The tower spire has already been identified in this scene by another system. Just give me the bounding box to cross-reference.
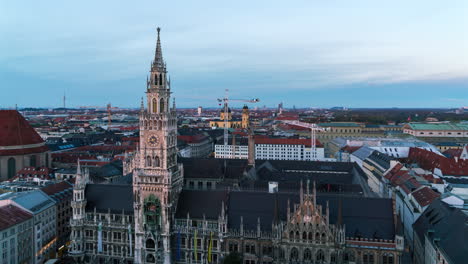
[153,27,164,68]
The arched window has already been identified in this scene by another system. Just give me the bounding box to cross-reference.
[30,155,37,167]
[153,156,160,167]
[159,74,163,85]
[363,252,375,264]
[344,250,356,263]
[146,239,155,249]
[330,252,337,264]
[146,156,152,167]
[290,247,299,261]
[295,231,300,240]
[146,253,155,263]
[152,98,157,113]
[315,232,320,243]
[304,248,312,261]
[308,232,313,241]
[382,253,394,264]
[302,232,307,240]
[7,158,16,179]
[322,233,327,243]
[160,98,165,113]
[289,231,294,240]
[154,74,158,85]
[316,249,325,263]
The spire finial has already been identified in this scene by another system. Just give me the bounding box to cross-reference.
[300,180,304,203]
[153,27,163,67]
[77,159,82,175]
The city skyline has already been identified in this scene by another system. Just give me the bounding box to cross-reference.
[1,0,468,108]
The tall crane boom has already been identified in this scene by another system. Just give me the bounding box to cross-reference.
[106,103,118,129]
[281,120,325,161]
[217,89,259,147]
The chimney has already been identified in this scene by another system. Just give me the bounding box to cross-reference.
[248,128,255,166]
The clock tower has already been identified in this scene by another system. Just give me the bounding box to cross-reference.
[131,27,183,264]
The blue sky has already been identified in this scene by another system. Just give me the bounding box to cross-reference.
[1,0,467,108]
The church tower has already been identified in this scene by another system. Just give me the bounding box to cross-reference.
[132,28,183,264]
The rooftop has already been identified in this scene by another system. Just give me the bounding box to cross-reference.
[0,190,55,214]
[0,204,32,230]
[0,110,49,155]
[406,122,468,131]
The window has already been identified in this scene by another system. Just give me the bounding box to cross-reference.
[85,230,93,238]
[7,158,16,179]
[245,244,255,254]
[229,242,238,252]
[363,252,375,264]
[113,232,122,241]
[382,254,394,264]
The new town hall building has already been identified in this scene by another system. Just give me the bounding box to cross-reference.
[69,28,404,264]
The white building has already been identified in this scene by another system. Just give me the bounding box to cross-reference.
[0,190,57,264]
[215,136,325,161]
[0,204,34,264]
[333,137,441,159]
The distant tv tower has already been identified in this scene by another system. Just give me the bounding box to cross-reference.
[63,92,66,109]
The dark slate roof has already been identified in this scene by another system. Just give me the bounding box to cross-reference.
[175,190,228,219]
[108,173,133,185]
[247,181,363,195]
[85,184,133,214]
[180,158,248,179]
[413,199,468,264]
[89,160,124,183]
[258,171,355,185]
[365,151,392,171]
[227,191,395,239]
[255,160,354,173]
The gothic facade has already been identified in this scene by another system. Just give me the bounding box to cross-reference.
[130,27,183,264]
[173,184,404,264]
[69,28,404,264]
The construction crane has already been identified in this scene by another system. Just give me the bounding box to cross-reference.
[217,89,260,148]
[281,120,326,161]
[106,103,119,129]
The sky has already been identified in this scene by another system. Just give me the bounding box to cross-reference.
[1,0,468,109]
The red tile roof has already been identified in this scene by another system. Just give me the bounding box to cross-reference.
[41,181,73,196]
[0,110,45,147]
[0,145,49,156]
[254,137,323,148]
[0,204,33,230]
[277,123,310,131]
[10,166,53,181]
[407,147,468,176]
[275,116,298,121]
[411,186,440,207]
[341,146,361,153]
[443,148,463,158]
[178,134,208,144]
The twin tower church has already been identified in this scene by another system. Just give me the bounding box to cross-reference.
[69,28,404,264]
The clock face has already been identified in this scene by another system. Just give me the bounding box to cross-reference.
[148,135,158,146]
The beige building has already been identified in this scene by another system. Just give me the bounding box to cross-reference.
[209,105,250,129]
